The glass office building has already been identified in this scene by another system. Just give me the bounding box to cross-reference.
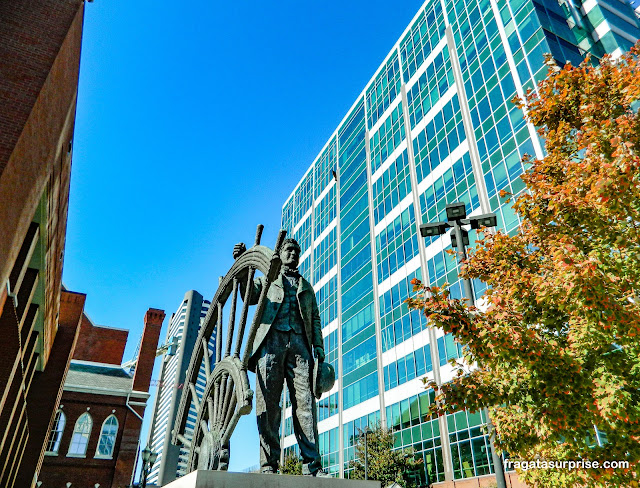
[280,0,640,483]
[146,291,212,486]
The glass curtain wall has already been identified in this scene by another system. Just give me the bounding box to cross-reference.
[280,0,639,481]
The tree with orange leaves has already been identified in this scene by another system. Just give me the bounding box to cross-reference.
[407,47,640,488]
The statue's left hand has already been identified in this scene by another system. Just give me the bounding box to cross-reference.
[314,346,325,362]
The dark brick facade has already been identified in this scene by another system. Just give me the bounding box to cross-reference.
[39,393,141,488]
[39,308,165,488]
[0,0,86,484]
[74,314,129,365]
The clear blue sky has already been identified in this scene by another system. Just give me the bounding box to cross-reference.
[64,0,423,475]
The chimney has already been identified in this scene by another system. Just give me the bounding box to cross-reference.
[132,308,165,392]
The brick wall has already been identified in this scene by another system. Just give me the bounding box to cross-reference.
[40,308,165,488]
[15,290,85,487]
[73,314,129,365]
[0,0,84,317]
[132,309,165,392]
[38,392,133,488]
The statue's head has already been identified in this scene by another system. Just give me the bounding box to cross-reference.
[279,238,301,269]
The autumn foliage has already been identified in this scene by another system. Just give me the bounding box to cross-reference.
[406,47,640,488]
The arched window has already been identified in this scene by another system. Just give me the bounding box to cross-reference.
[46,410,66,454]
[95,414,118,458]
[67,412,92,456]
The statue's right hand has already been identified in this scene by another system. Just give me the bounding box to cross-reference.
[233,243,246,259]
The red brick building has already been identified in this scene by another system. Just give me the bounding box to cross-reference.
[0,0,88,486]
[38,308,165,488]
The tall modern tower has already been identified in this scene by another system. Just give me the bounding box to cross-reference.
[280,0,640,484]
[146,290,213,486]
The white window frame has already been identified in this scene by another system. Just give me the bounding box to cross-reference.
[45,410,66,455]
[94,414,119,459]
[67,412,92,458]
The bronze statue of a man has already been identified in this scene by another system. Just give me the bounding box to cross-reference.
[233,238,328,477]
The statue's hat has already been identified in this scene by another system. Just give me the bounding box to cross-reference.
[313,360,335,400]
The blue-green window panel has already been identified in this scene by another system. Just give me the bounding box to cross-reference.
[341,243,372,286]
[341,207,370,252]
[385,390,445,483]
[340,162,367,210]
[341,143,367,189]
[343,410,381,450]
[339,98,365,150]
[366,51,402,129]
[445,0,486,26]
[316,274,338,329]
[447,0,500,50]
[599,3,640,37]
[447,409,494,479]
[375,206,419,284]
[457,33,508,83]
[281,197,294,234]
[512,0,540,45]
[342,322,376,360]
[343,410,381,475]
[369,104,405,175]
[342,302,375,344]
[293,170,313,226]
[339,100,366,179]
[284,416,294,437]
[340,188,368,232]
[314,138,338,200]
[379,269,426,352]
[381,309,428,353]
[406,46,454,129]
[318,392,339,423]
[298,255,312,283]
[419,152,479,230]
[341,290,373,322]
[532,0,575,42]
[424,240,464,288]
[384,343,433,391]
[314,185,336,240]
[314,228,337,284]
[342,334,378,377]
[466,68,520,126]
[323,327,339,376]
[343,371,379,410]
[293,214,313,256]
[423,231,487,301]
[449,0,498,54]
[471,103,527,161]
[480,140,533,236]
[319,427,340,475]
[379,268,422,318]
[341,256,373,294]
[481,137,531,202]
[437,333,464,366]
[372,149,412,226]
[341,271,374,314]
[399,0,446,82]
[412,94,466,184]
[601,29,638,53]
[341,222,371,266]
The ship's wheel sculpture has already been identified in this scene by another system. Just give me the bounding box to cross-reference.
[171,225,286,471]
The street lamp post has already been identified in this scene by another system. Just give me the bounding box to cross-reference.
[141,446,158,488]
[419,202,507,488]
[362,426,371,481]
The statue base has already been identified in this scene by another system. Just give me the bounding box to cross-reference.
[163,470,381,488]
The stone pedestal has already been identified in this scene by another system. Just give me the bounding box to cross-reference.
[163,470,381,488]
